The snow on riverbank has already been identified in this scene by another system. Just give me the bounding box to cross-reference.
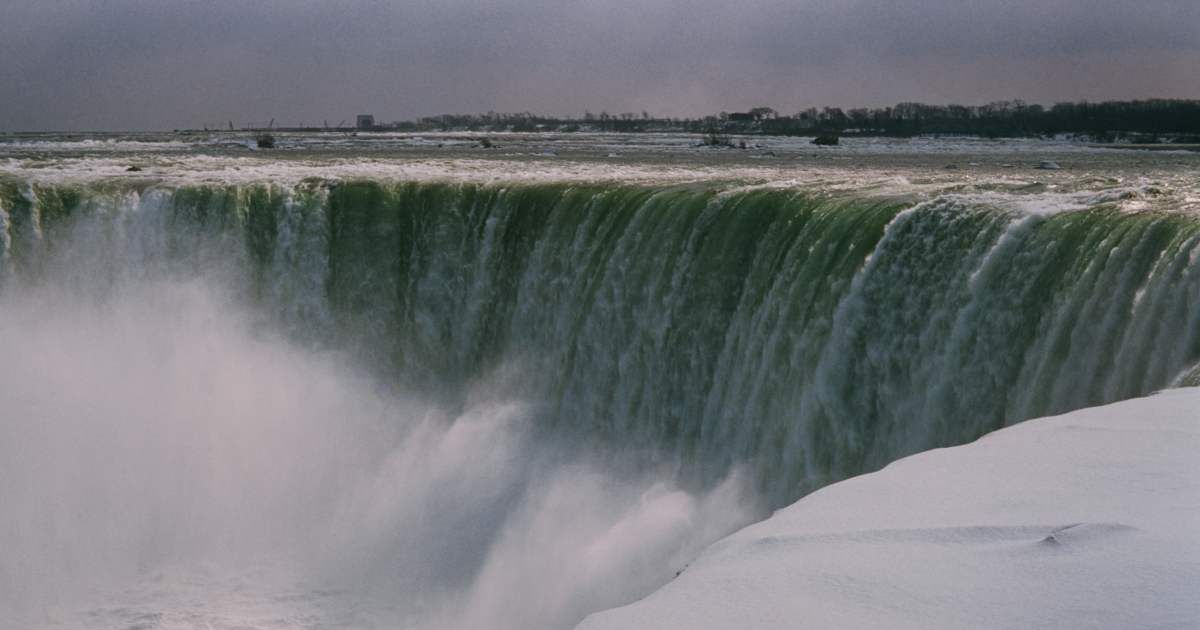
[578,388,1200,630]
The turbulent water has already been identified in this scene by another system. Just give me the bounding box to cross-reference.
[2,146,1199,629]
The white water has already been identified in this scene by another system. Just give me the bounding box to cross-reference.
[2,138,1197,627]
[0,277,755,629]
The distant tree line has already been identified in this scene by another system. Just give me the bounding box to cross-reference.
[387,100,1200,141]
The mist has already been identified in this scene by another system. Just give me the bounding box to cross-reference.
[0,269,756,628]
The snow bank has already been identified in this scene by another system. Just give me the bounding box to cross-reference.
[578,389,1200,630]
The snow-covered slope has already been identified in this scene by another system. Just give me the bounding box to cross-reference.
[578,388,1200,630]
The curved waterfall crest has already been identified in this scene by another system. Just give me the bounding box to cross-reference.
[3,178,1197,504]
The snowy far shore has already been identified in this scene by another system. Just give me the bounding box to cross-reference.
[579,388,1200,630]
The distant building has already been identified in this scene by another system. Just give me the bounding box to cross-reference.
[356,114,376,130]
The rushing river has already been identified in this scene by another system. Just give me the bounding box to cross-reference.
[2,133,1198,629]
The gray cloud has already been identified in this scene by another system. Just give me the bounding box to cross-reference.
[2,0,1198,130]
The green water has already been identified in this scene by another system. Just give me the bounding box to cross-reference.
[3,179,1197,503]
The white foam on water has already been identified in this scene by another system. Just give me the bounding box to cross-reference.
[3,131,1196,214]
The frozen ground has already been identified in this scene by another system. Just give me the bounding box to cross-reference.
[579,388,1200,630]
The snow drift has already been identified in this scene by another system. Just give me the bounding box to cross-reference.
[579,388,1200,630]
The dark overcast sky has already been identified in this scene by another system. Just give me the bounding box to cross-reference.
[2,0,1198,130]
